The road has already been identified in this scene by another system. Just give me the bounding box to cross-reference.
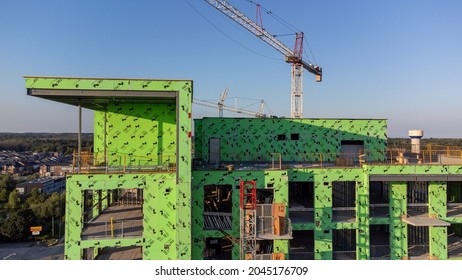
[0,241,64,260]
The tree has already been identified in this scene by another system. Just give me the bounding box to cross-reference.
[7,190,21,209]
[0,187,9,203]
[0,175,15,190]
[26,189,47,218]
[0,209,37,241]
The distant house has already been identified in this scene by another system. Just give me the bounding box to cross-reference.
[15,177,66,195]
[18,161,40,175]
[1,165,16,175]
[39,162,73,177]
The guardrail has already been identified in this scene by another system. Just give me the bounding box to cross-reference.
[81,219,143,240]
[72,152,176,174]
[194,147,462,169]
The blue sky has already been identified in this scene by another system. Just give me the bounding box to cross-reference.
[0,0,461,137]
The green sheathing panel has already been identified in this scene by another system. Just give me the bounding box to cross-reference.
[194,118,387,162]
[26,77,192,260]
[429,182,447,260]
[144,175,178,259]
[356,179,369,259]
[24,76,193,181]
[273,240,289,258]
[366,165,462,176]
[430,227,447,260]
[81,238,144,260]
[191,170,289,260]
[94,103,176,167]
[65,173,189,260]
[429,182,447,220]
[313,178,333,260]
[64,179,83,259]
[389,182,407,260]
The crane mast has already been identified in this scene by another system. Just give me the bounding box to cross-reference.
[203,0,322,118]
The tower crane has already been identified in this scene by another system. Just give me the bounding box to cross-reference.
[193,96,268,118]
[203,0,322,118]
[218,87,229,117]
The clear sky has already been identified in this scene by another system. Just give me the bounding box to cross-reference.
[0,0,461,137]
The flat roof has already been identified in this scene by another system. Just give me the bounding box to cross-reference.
[25,76,192,110]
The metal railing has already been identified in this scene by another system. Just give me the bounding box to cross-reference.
[194,147,462,169]
[82,219,143,240]
[72,151,176,174]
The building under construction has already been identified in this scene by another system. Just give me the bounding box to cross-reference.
[26,76,462,260]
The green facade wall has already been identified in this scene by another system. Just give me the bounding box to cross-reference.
[194,118,387,163]
[25,77,192,260]
[94,103,177,167]
[192,165,462,260]
[26,76,462,261]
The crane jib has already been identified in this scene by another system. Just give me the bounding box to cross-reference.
[203,0,323,118]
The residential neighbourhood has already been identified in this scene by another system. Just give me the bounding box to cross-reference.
[0,150,72,176]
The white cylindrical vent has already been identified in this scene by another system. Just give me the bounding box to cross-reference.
[408,130,424,153]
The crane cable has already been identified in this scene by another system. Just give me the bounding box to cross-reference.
[184,0,281,61]
[243,0,318,65]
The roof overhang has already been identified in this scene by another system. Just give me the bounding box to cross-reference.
[27,88,177,110]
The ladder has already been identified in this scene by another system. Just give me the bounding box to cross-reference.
[240,180,257,260]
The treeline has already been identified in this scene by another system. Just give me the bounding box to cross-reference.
[0,175,64,242]
[388,138,462,149]
[0,133,93,154]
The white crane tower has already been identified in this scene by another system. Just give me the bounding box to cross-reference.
[203,0,322,118]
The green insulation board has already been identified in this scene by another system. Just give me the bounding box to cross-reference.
[25,76,193,184]
[194,118,387,162]
[65,173,190,260]
[389,181,407,260]
[93,103,177,168]
[26,77,192,260]
[192,165,462,260]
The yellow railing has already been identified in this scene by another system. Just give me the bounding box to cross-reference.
[72,152,177,174]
